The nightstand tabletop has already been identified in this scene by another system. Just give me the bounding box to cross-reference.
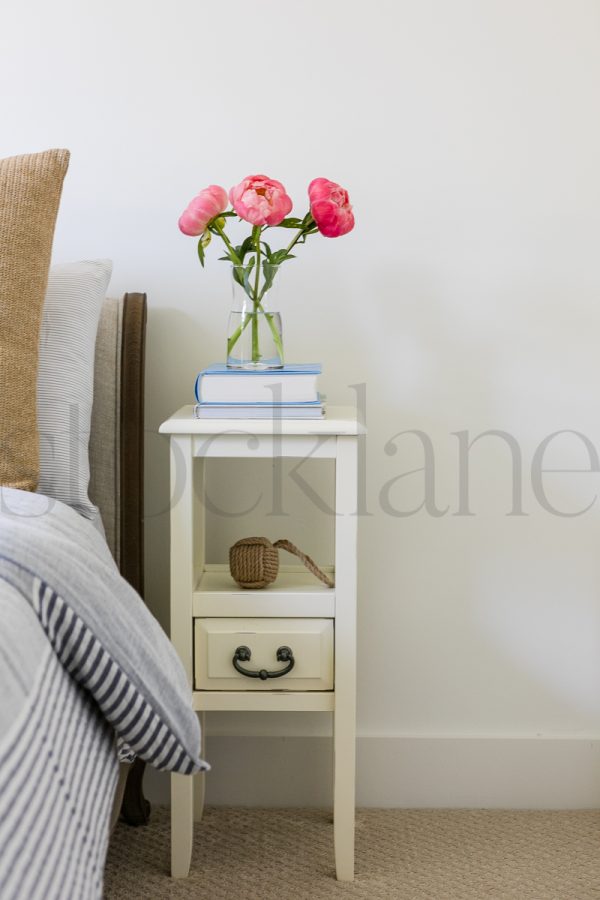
[159,404,364,436]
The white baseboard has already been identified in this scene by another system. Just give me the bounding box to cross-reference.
[144,735,600,809]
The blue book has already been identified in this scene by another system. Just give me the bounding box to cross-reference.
[198,396,323,407]
[195,364,322,404]
[200,363,321,376]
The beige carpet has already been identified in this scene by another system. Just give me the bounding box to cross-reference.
[104,806,600,899]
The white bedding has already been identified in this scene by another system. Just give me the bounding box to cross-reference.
[0,488,207,899]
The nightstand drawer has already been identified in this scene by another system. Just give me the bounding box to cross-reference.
[194,618,333,691]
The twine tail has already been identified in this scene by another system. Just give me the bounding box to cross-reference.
[273,539,335,588]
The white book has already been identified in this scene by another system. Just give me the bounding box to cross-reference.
[195,363,321,404]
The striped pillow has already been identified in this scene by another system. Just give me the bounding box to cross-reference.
[37,260,112,519]
[32,578,208,774]
[0,489,208,777]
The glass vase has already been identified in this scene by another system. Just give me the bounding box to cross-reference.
[226,264,284,369]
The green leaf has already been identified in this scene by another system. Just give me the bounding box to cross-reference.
[275,217,304,229]
[260,254,293,301]
[238,236,255,261]
[270,248,294,265]
[232,265,245,287]
[262,259,277,294]
[243,257,256,294]
[197,238,205,268]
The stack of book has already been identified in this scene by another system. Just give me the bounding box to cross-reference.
[194,363,324,419]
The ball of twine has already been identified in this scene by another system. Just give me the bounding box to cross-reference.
[229,536,335,590]
[229,536,279,589]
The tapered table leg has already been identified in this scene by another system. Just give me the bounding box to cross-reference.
[333,435,357,881]
[333,707,355,881]
[171,773,194,878]
[194,711,206,822]
[169,436,197,878]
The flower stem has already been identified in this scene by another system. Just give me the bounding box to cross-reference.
[284,215,316,256]
[213,220,242,265]
[227,314,250,357]
[252,227,261,363]
[228,299,284,363]
[264,311,284,362]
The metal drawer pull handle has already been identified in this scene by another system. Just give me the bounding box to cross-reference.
[232,645,295,680]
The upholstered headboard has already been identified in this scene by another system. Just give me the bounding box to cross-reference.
[90,292,151,830]
[89,293,146,597]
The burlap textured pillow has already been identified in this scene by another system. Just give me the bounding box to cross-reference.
[0,148,70,491]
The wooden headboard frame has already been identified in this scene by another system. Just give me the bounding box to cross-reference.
[117,292,148,826]
[119,292,146,597]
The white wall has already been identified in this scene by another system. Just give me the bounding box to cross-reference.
[4,0,600,805]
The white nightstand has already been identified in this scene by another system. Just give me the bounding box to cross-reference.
[159,405,362,881]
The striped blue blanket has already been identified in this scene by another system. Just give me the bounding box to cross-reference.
[0,489,208,900]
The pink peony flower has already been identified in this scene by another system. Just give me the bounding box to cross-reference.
[179,185,228,236]
[229,174,293,227]
[308,178,354,238]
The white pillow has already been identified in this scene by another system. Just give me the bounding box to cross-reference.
[37,260,112,519]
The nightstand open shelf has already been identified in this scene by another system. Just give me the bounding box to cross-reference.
[160,405,362,883]
[193,565,336,617]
